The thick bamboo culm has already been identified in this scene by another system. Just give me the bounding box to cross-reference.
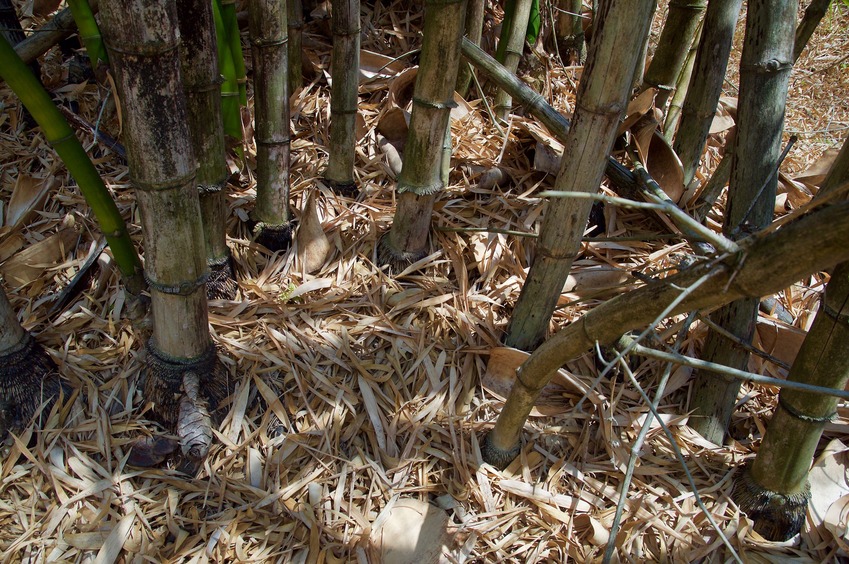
[212,0,243,143]
[248,0,292,251]
[378,0,467,270]
[687,0,798,445]
[734,135,849,542]
[100,0,226,431]
[176,0,235,299]
[288,0,304,91]
[642,0,707,110]
[501,0,655,353]
[325,0,361,193]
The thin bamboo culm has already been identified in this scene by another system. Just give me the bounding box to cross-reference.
[493,0,534,121]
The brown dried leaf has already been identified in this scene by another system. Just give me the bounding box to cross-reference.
[0,227,78,286]
[126,436,179,467]
[562,267,630,295]
[5,175,55,230]
[32,0,61,17]
[297,191,331,274]
[793,147,841,187]
[645,130,685,203]
[371,498,453,564]
[618,88,656,136]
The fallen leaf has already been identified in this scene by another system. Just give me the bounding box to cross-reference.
[5,175,56,230]
[0,228,78,286]
[562,266,630,295]
[371,498,453,564]
[804,439,849,552]
[126,436,179,467]
[618,87,656,136]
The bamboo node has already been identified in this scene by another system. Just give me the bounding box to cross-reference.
[778,395,836,423]
[250,37,288,48]
[412,96,457,111]
[104,39,180,57]
[739,59,793,74]
[397,180,443,196]
[133,170,197,192]
[144,269,210,296]
[821,299,849,327]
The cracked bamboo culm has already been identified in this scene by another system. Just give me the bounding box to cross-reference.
[325,0,361,196]
[503,0,655,353]
[248,0,293,252]
[100,0,229,451]
[378,0,467,272]
[177,0,236,300]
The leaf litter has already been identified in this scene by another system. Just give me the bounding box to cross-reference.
[0,0,848,562]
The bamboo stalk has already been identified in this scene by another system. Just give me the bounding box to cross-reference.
[793,0,831,62]
[221,0,247,107]
[66,0,108,77]
[377,0,467,272]
[662,31,698,140]
[12,5,80,64]
[455,0,485,97]
[288,0,304,91]
[493,0,534,121]
[325,0,361,195]
[673,0,743,186]
[553,0,585,65]
[100,0,229,437]
[502,0,655,353]
[0,34,144,295]
[732,133,849,542]
[213,0,243,144]
[482,196,849,468]
[688,0,797,445]
[177,0,236,300]
[643,0,707,110]
[248,0,293,252]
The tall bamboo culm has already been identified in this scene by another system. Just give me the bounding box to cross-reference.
[377,0,467,272]
[732,135,849,542]
[642,0,707,111]
[325,0,361,195]
[248,0,293,251]
[687,0,798,445]
[672,0,743,186]
[288,0,304,91]
[100,0,229,457]
[502,0,655,354]
[177,0,236,300]
[455,0,485,98]
[493,0,533,121]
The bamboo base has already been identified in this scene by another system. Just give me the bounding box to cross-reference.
[731,464,810,541]
[480,431,522,470]
[249,219,295,253]
[0,335,70,435]
[206,255,238,300]
[376,232,429,274]
[142,339,231,427]
[326,179,358,199]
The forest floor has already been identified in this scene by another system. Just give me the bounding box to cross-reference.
[1,1,849,562]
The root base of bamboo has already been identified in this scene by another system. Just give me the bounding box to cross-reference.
[376,233,429,274]
[206,256,238,300]
[480,430,521,470]
[249,219,295,253]
[326,179,359,199]
[731,465,810,542]
[0,336,70,436]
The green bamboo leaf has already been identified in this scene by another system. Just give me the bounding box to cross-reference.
[526,0,540,44]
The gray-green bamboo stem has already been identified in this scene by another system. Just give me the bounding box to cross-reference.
[13,5,80,64]
[482,196,849,467]
[455,0,485,97]
[288,0,304,91]
[249,0,292,251]
[688,0,798,445]
[502,0,655,352]
[673,0,743,186]
[735,134,849,542]
[554,0,586,65]
[793,0,830,62]
[493,0,533,120]
[378,0,467,271]
[325,0,360,192]
[177,0,234,299]
[643,0,707,110]
[662,32,698,141]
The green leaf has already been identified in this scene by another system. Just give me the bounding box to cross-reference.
[526,0,541,44]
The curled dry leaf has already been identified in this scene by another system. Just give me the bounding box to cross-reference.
[643,130,685,203]
[370,498,453,564]
[618,87,657,136]
[296,191,331,274]
[0,227,78,286]
[177,371,213,461]
[5,175,56,231]
[126,435,179,467]
[562,266,630,296]
[804,439,849,552]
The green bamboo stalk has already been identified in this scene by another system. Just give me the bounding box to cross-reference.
[455,0,485,97]
[732,133,849,542]
[213,0,243,143]
[481,196,849,468]
[288,0,304,91]
[377,0,467,272]
[501,0,655,353]
[673,0,743,186]
[662,25,698,141]
[688,0,798,445]
[0,34,144,295]
[221,0,247,106]
[100,0,229,447]
[248,0,293,251]
[493,0,533,121]
[66,0,108,76]
[643,0,707,110]
[176,0,236,300]
[325,0,361,195]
